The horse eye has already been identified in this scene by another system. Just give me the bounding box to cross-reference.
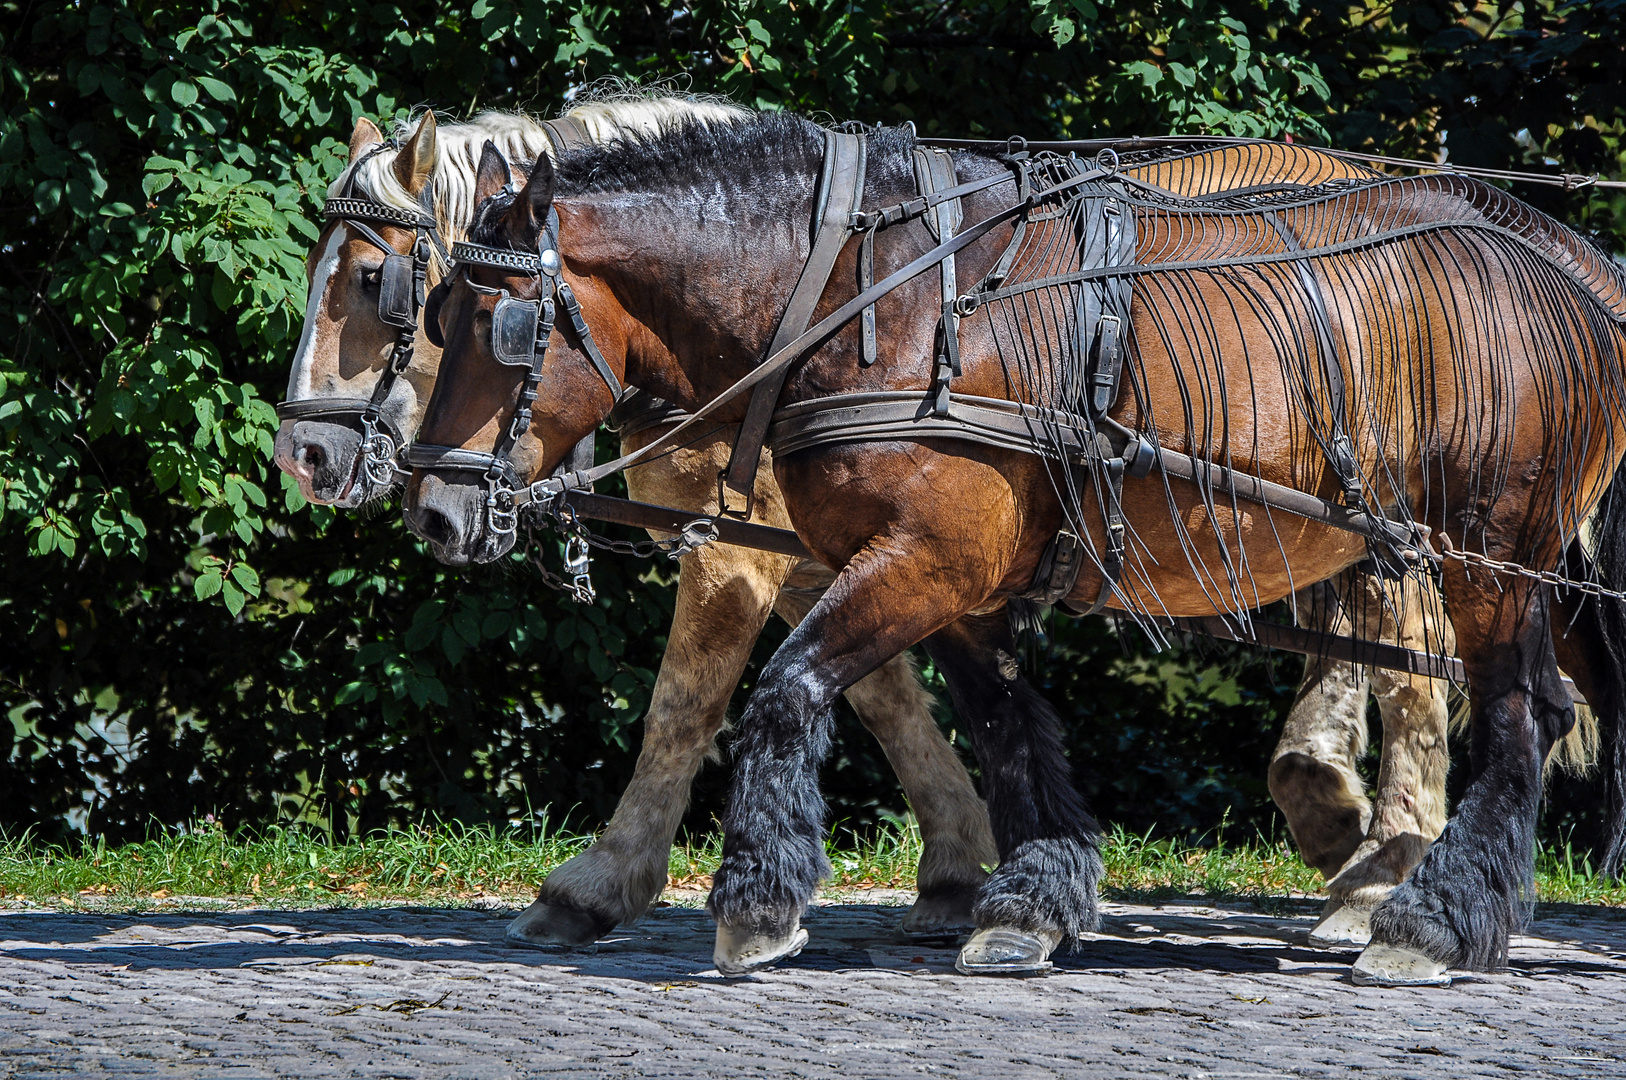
[360,265,383,289]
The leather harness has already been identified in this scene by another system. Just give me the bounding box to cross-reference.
[720,130,868,516]
[275,138,448,491]
[415,133,1443,614]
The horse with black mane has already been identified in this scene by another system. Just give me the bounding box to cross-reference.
[402,107,1626,984]
[274,98,1581,962]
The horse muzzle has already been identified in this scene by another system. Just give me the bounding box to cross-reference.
[273,418,372,508]
[405,471,514,566]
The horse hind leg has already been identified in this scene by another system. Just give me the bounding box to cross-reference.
[847,652,997,937]
[1314,574,1453,948]
[1355,571,1571,986]
[774,562,997,940]
[1269,576,1374,879]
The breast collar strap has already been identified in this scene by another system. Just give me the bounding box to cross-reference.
[411,205,623,537]
[276,139,448,490]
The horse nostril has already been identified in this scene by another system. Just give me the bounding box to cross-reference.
[296,443,326,473]
[413,507,456,547]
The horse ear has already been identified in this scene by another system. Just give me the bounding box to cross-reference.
[506,153,556,246]
[348,117,384,163]
[392,111,437,195]
[474,141,513,206]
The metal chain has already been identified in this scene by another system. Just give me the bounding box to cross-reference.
[1437,543,1626,602]
[522,501,720,604]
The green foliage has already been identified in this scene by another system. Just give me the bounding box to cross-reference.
[1,0,1621,851]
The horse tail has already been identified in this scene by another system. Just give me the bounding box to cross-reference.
[1574,454,1626,877]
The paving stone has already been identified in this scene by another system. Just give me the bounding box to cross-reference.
[2,898,1624,1077]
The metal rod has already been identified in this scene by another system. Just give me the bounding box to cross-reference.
[554,492,1585,702]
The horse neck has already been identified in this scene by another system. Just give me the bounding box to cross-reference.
[570,140,919,417]
[563,188,814,415]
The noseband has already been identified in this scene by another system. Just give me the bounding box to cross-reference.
[276,140,448,490]
[405,202,623,537]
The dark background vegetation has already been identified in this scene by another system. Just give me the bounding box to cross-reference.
[3,0,1623,857]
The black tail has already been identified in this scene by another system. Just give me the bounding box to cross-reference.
[1577,458,1626,877]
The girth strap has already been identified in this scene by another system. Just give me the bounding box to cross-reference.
[722,129,867,514]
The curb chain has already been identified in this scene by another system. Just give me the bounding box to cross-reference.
[524,502,720,604]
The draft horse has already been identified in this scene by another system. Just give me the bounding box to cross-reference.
[407,109,1626,983]
[380,109,1626,975]
[279,101,1503,954]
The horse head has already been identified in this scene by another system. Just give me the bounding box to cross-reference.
[274,112,446,508]
[405,142,637,565]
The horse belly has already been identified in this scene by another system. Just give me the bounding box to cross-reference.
[1065,479,1368,617]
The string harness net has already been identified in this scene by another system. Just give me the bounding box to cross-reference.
[969,142,1626,641]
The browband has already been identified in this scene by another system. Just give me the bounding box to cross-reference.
[323,197,437,230]
[449,241,547,273]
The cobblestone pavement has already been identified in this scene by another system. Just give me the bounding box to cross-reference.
[3,895,1625,1078]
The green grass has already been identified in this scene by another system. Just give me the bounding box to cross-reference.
[3,818,1624,910]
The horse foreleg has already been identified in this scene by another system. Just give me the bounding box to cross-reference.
[924,609,1103,975]
[706,522,1004,975]
[1312,575,1453,948]
[1356,573,1570,985]
[773,564,996,939]
[506,448,792,948]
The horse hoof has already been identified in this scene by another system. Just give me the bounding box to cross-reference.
[1308,901,1372,949]
[898,886,979,941]
[1351,943,1451,987]
[505,898,612,949]
[713,922,808,977]
[954,927,1055,976]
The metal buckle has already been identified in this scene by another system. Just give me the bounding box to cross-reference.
[668,518,720,560]
[716,470,755,520]
[562,534,595,603]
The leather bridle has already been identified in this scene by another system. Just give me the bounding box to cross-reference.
[406,200,623,537]
[275,140,449,492]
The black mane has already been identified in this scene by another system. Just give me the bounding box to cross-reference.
[470,110,922,247]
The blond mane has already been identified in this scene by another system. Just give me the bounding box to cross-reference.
[329,95,748,277]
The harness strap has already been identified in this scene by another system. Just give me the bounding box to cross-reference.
[521,165,1074,507]
[761,390,1420,552]
[914,147,962,416]
[1261,211,1412,578]
[722,130,867,515]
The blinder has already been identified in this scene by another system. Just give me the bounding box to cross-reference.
[423,279,451,347]
[377,253,419,329]
[492,292,544,367]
